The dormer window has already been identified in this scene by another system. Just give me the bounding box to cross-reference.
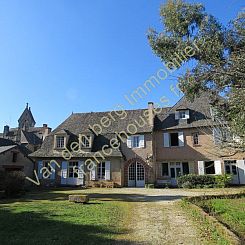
[56,136,65,149]
[179,111,186,119]
[80,134,92,148]
[175,109,190,120]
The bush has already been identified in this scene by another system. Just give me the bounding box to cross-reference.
[178,174,216,188]
[214,174,232,188]
[4,171,25,197]
[178,174,233,189]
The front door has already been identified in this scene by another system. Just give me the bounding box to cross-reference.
[128,162,145,187]
[170,162,182,186]
[225,160,239,184]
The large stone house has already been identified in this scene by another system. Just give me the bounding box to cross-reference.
[30,94,245,187]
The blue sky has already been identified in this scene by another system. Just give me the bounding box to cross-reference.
[0,0,243,130]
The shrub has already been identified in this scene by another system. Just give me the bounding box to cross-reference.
[214,174,232,188]
[4,171,25,197]
[178,174,232,189]
[178,174,216,188]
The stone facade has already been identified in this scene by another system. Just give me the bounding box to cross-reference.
[30,94,245,187]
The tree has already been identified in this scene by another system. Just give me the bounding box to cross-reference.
[148,0,245,150]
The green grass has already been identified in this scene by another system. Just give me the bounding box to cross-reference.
[197,197,245,240]
[0,189,132,245]
[180,200,230,245]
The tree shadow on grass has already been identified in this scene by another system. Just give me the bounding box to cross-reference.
[0,188,185,204]
[86,193,185,202]
[0,208,136,245]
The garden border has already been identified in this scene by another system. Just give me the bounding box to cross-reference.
[182,193,245,245]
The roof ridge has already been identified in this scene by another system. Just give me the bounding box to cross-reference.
[71,106,172,115]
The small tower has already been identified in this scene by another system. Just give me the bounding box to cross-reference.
[18,103,36,131]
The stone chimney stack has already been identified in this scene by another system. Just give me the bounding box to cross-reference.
[148,102,154,127]
[3,125,9,138]
[43,124,51,139]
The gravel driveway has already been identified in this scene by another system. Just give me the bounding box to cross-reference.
[81,187,244,245]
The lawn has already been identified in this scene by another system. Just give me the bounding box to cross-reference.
[193,197,245,240]
[0,189,132,245]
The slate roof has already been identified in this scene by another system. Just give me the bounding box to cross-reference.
[18,107,36,125]
[22,131,43,145]
[0,138,32,156]
[155,93,215,130]
[30,94,215,158]
[52,109,155,135]
[0,145,16,154]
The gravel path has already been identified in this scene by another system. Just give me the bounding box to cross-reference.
[116,188,202,245]
[81,187,245,245]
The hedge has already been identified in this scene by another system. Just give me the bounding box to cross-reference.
[178,174,232,188]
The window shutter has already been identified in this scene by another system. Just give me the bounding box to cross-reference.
[185,110,190,119]
[38,161,43,179]
[61,161,68,185]
[139,135,145,148]
[90,164,96,180]
[127,136,132,148]
[163,133,170,147]
[175,111,179,120]
[198,161,205,175]
[237,160,245,184]
[105,161,111,180]
[78,161,84,180]
[178,132,184,146]
[50,161,56,180]
[214,160,222,175]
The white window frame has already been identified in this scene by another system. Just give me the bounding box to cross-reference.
[97,162,106,180]
[179,111,186,119]
[132,135,140,148]
[80,134,92,148]
[55,135,66,149]
[68,161,79,178]
[224,160,237,175]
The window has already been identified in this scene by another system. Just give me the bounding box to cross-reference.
[132,136,140,148]
[182,162,189,175]
[176,110,190,120]
[192,132,199,145]
[12,152,18,162]
[68,162,78,178]
[225,164,231,174]
[179,111,186,119]
[98,162,106,180]
[170,133,179,146]
[80,135,91,148]
[204,161,215,174]
[56,136,65,148]
[161,163,169,176]
[225,160,237,175]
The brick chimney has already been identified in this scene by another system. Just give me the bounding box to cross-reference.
[148,102,154,127]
